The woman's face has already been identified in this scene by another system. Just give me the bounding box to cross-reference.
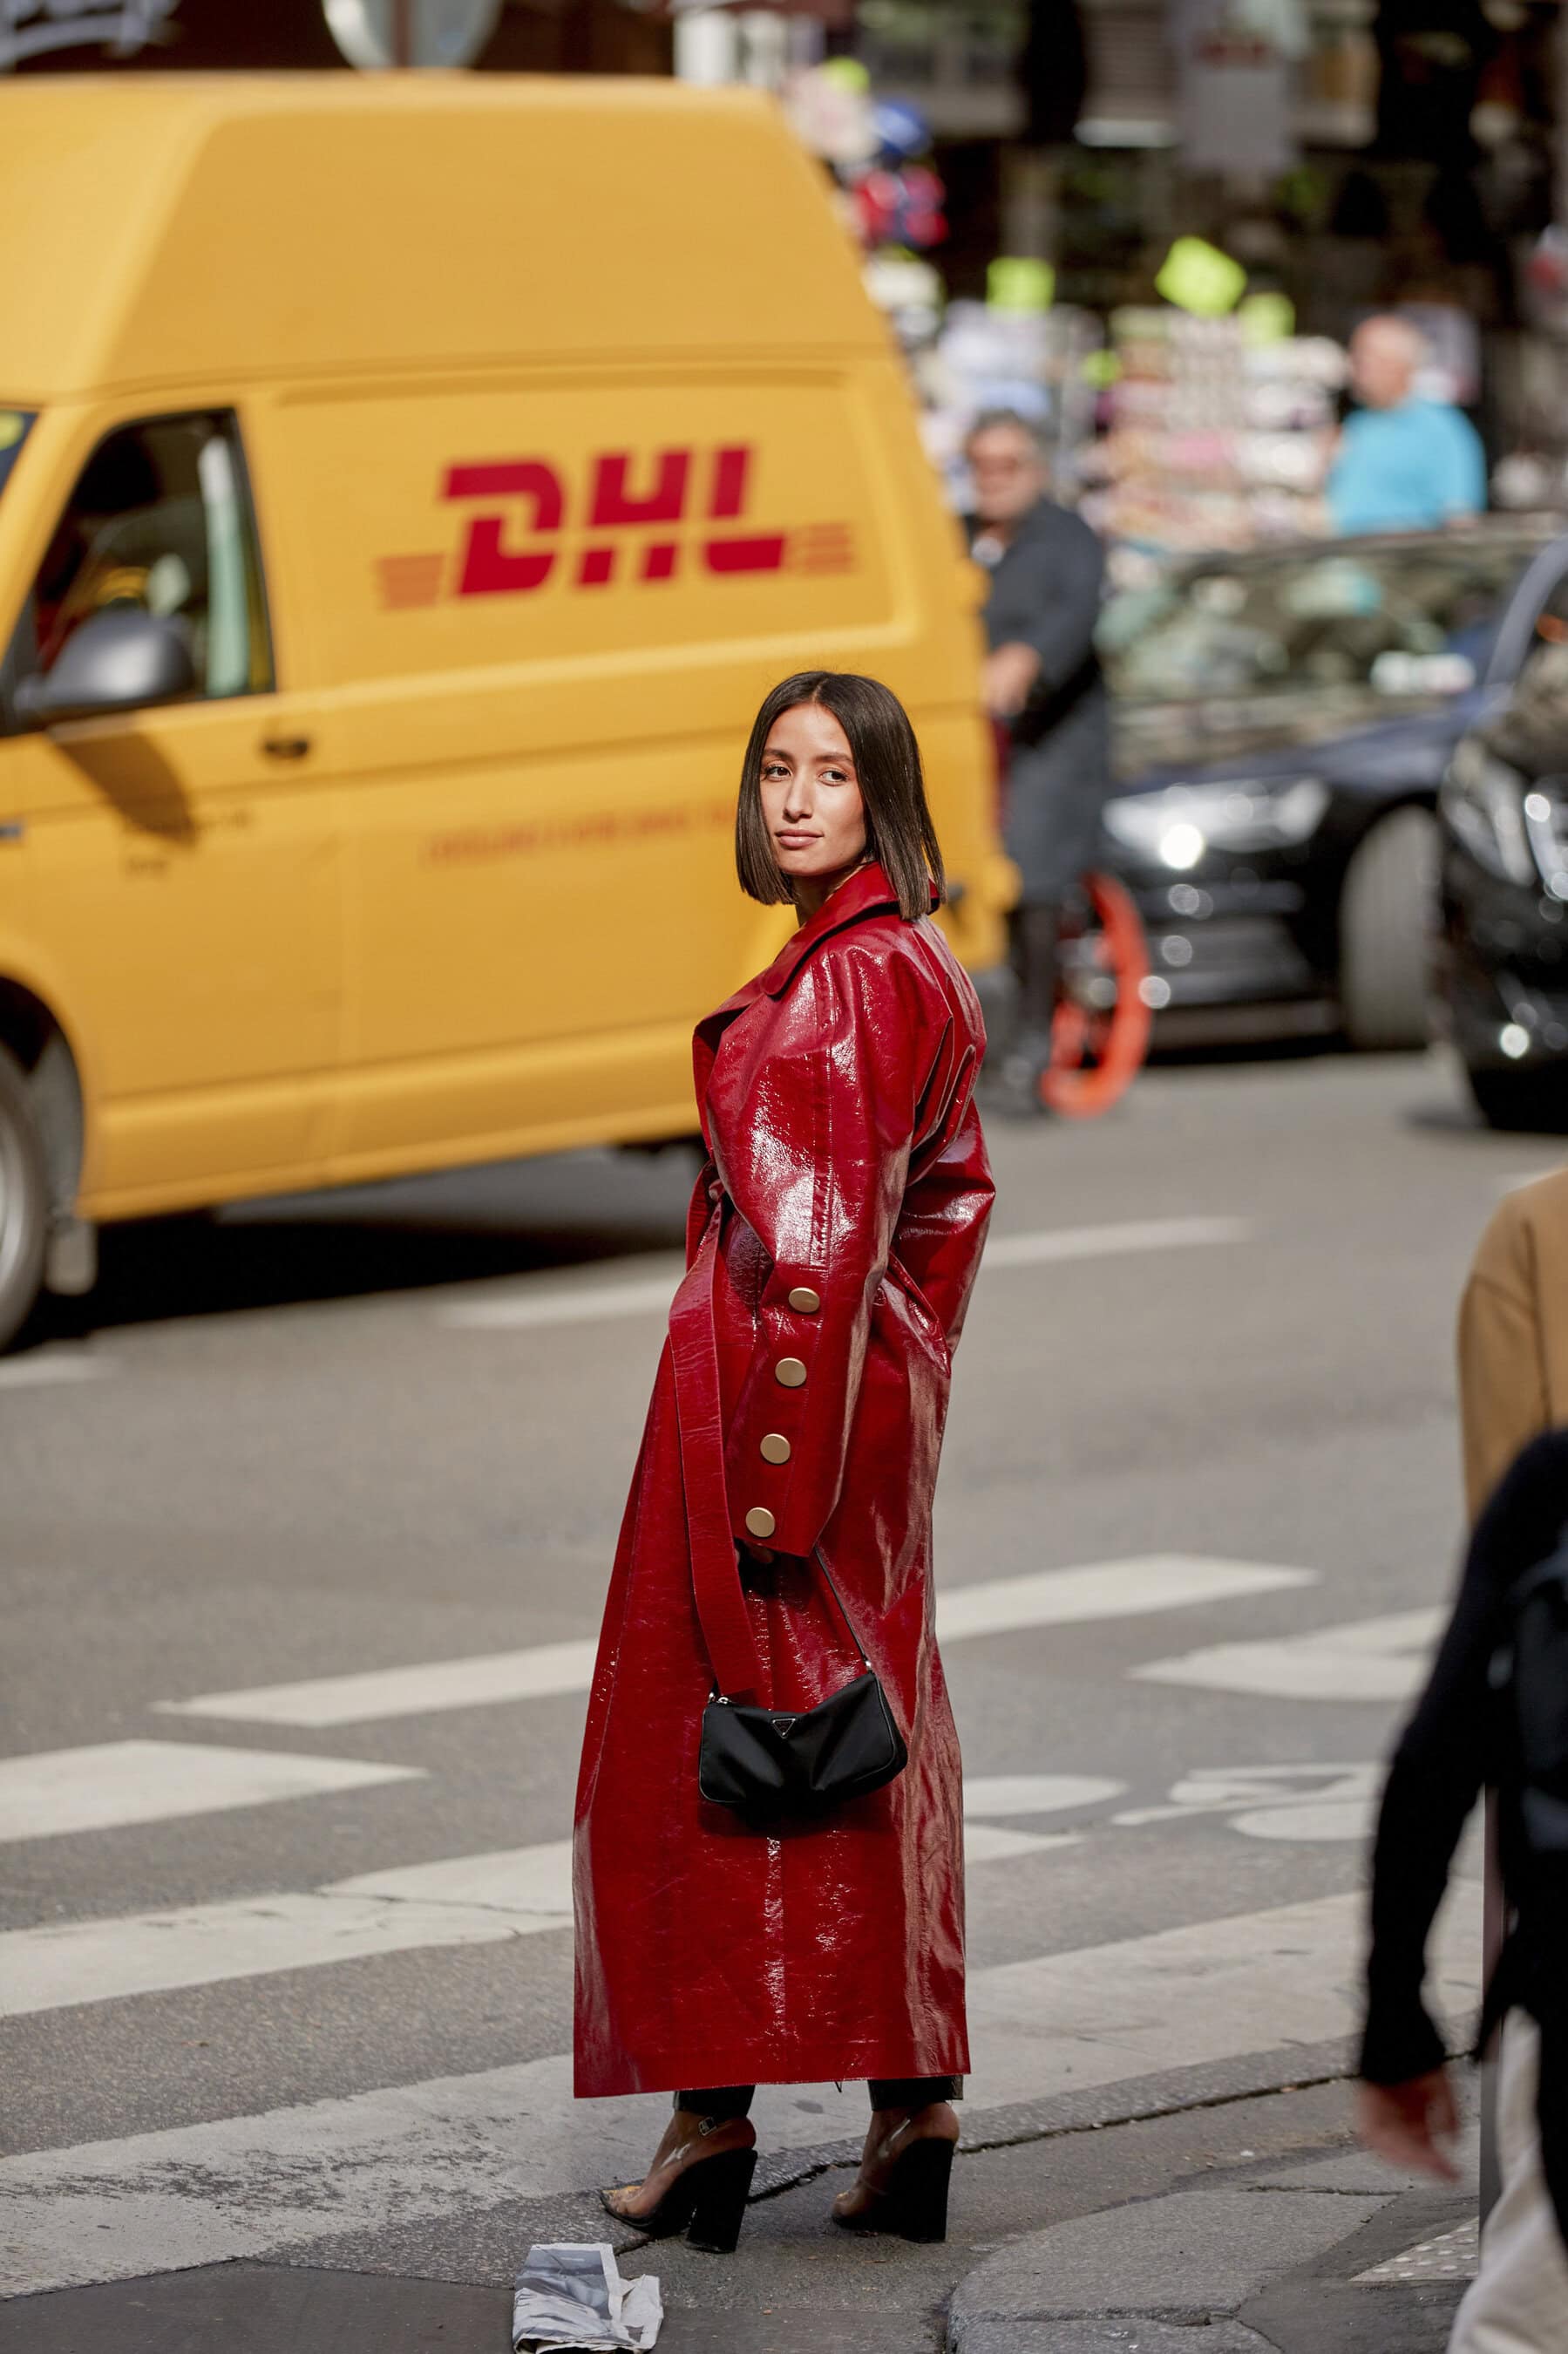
[758,701,867,897]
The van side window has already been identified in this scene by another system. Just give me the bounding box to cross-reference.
[4,412,272,717]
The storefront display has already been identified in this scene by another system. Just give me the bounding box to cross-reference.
[1082,307,1347,552]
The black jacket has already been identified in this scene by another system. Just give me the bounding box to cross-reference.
[1362,1429,1568,2233]
[967,498,1110,902]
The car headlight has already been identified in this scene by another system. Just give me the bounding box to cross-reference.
[1102,778,1329,868]
[1441,741,1535,885]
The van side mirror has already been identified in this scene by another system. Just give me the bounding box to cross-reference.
[14,608,197,727]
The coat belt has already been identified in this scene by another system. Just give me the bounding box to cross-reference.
[668,1198,764,1700]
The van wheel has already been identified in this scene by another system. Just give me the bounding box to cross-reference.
[1339,807,1439,1051]
[0,1044,47,1351]
[1466,1063,1568,1133]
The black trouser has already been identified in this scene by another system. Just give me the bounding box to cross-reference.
[675,2077,961,2119]
[1008,903,1062,1049]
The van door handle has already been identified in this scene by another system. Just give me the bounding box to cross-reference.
[261,733,314,762]
[0,820,24,842]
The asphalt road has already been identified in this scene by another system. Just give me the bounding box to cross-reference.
[0,1042,1544,2348]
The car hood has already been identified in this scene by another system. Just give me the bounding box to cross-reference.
[1112,689,1479,795]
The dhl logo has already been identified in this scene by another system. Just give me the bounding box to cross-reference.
[377,445,853,610]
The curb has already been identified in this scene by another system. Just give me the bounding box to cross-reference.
[945,2140,1477,2354]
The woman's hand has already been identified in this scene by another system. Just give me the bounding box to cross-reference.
[1354,2070,1460,2181]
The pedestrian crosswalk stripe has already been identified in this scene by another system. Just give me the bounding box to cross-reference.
[937,1555,1313,1643]
[0,1812,1092,2021]
[0,1885,1480,2298]
[0,1350,113,1391]
[963,1823,1081,1863]
[153,1556,1316,1728]
[436,1218,1252,1331]
[979,1216,1252,1268]
[0,1843,575,2020]
[0,1740,423,1844]
[156,1637,602,1729]
[1134,1606,1445,1704]
[442,1272,681,1332]
[965,1774,1127,1816]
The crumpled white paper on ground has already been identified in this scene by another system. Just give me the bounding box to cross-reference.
[511,2242,663,2352]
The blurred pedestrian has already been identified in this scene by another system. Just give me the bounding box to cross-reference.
[1327,315,1486,537]
[574,672,994,2254]
[964,411,1109,1116]
[1357,1429,1568,2351]
[1457,1167,1568,1520]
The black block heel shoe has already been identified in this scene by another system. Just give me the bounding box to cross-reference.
[600,2145,757,2255]
[832,2134,955,2244]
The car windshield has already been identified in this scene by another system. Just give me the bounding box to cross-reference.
[0,410,35,502]
[1100,539,1537,705]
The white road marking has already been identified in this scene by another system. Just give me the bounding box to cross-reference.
[156,1639,601,1729]
[157,1557,1315,1728]
[981,1216,1252,1269]
[442,1275,680,1332]
[936,1555,1315,1643]
[0,1884,1482,2296]
[0,1823,1083,2022]
[0,1808,1083,2020]
[0,1843,574,2020]
[0,1740,422,1844]
[1134,1607,1445,1704]
[965,1774,1127,1817]
[0,1352,113,1391]
[436,1218,1252,1333]
[331,1842,574,1912]
[962,1824,1082,1864]
[1114,1763,1381,1845]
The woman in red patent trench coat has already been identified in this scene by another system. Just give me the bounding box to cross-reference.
[574,672,994,2252]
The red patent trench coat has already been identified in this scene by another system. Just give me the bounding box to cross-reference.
[573,862,994,2096]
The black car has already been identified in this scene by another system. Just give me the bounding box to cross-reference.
[1096,522,1558,1049]
[1438,533,1568,1131]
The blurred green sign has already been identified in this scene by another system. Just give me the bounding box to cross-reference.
[1156,237,1246,318]
[1240,292,1295,344]
[988,257,1055,314]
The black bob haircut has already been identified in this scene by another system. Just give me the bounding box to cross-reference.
[734,670,946,924]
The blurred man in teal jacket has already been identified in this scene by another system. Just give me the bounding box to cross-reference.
[1328,315,1486,536]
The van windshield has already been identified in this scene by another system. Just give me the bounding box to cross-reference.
[0,411,36,501]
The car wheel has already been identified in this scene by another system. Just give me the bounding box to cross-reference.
[0,1044,48,1351]
[1338,806,1439,1051]
[1466,1063,1568,1134]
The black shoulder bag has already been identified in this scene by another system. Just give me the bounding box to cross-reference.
[669,1201,907,1820]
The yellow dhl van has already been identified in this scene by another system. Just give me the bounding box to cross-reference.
[0,75,1010,1347]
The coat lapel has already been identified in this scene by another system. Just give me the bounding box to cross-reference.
[691,863,908,1134]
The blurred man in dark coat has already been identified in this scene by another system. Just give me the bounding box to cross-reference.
[966,412,1110,1114]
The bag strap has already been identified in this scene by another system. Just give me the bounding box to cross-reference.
[668,1195,764,1700]
[669,1192,876,1701]
[811,1546,873,1675]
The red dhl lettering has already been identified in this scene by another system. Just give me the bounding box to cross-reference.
[375,445,852,609]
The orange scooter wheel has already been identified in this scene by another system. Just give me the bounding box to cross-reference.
[1041,871,1152,1120]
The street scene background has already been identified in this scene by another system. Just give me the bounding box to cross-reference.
[7,2,1568,2351]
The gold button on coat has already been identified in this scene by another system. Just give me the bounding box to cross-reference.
[774,1357,807,1388]
[760,1432,791,1464]
[744,1506,777,1540]
[787,1286,822,1313]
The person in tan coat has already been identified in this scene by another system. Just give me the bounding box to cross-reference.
[1458,1167,1568,1521]
[1358,1161,1568,2351]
